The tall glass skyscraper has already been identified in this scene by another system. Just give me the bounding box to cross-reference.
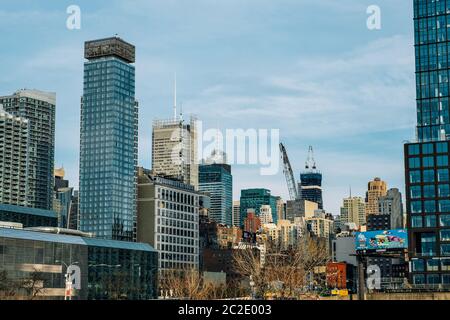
[405,1,450,285]
[79,37,138,242]
[240,189,278,226]
[198,163,232,225]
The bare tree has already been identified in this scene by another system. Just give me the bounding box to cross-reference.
[233,236,330,300]
[20,270,47,300]
[0,270,19,299]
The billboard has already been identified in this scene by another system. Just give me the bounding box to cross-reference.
[355,229,407,252]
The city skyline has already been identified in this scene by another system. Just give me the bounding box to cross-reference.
[0,0,415,215]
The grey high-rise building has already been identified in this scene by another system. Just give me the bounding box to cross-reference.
[0,105,29,206]
[0,89,56,210]
[79,37,138,241]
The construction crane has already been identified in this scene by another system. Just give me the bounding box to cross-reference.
[279,143,299,201]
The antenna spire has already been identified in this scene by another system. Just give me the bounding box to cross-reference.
[173,73,177,120]
[305,145,317,171]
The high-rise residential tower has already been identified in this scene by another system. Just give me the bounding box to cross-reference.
[198,160,232,226]
[0,89,56,210]
[404,1,450,286]
[79,37,138,241]
[365,177,387,217]
[299,146,323,209]
[0,105,29,206]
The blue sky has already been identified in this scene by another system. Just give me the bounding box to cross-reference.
[0,0,415,215]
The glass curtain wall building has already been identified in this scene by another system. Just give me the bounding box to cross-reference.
[405,0,450,285]
[79,37,138,242]
[239,189,278,227]
[198,163,232,226]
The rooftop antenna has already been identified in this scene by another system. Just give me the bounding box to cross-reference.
[179,101,183,122]
[173,73,177,121]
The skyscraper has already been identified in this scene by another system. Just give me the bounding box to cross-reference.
[404,0,450,286]
[0,105,29,206]
[232,200,240,227]
[365,177,387,216]
[53,168,73,229]
[151,80,198,189]
[0,89,56,210]
[240,188,278,226]
[299,146,323,209]
[79,37,138,241]
[198,162,232,226]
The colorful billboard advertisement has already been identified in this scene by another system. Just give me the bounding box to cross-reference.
[355,229,408,252]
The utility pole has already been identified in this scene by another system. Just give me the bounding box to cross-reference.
[357,254,366,300]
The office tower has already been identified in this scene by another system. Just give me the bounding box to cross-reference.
[232,200,240,227]
[259,205,273,225]
[0,105,29,206]
[137,168,200,271]
[299,146,323,209]
[365,177,387,216]
[0,89,56,210]
[151,82,198,189]
[340,197,366,228]
[285,199,318,222]
[404,1,450,286]
[79,37,138,241]
[198,162,232,225]
[240,189,278,226]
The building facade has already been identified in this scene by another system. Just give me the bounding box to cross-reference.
[240,189,278,226]
[299,172,323,209]
[0,89,56,210]
[285,199,318,222]
[79,37,138,242]
[404,0,450,285]
[198,163,232,225]
[340,197,366,229]
[232,200,240,227]
[259,205,273,225]
[365,177,387,216]
[378,188,404,229]
[152,116,198,189]
[0,105,29,206]
[137,169,200,271]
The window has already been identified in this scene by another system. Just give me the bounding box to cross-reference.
[442,244,450,256]
[425,200,436,213]
[437,142,448,153]
[410,170,421,183]
[424,169,435,182]
[412,259,424,271]
[441,229,450,242]
[437,155,449,166]
[411,186,422,199]
[423,143,434,154]
[439,184,450,197]
[441,215,450,226]
[421,233,436,256]
[412,274,425,285]
[425,215,437,227]
[427,259,440,271]
[408,144,420,155]
[409,157,421,169]
[412,215,423,228]
[424,185,436,197]
[438,169,449,182]
[427,274,441,284]
[423,156,435,167]
[440,200,450,212]
[441,258,450,271]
